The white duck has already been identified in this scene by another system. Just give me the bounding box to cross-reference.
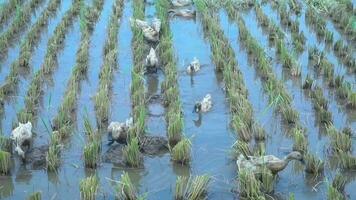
[130,18,161,42]
[107,117,133,145]
[171,0,192,7]
[186,57,200,74]
[236,151,304,174]
[130,18,149,29]
[151,18,161,33]
[193,94,212,113]
[10,122,33,159]
[168,8,196,18]
[145,48,159,73]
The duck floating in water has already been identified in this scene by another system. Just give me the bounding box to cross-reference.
[107,118,133,145]
[168,8,196,18]
[171,0,192,7]
[193,94,212,113]
[186,57,200,74]
[10,122,33,159]
[145,48,159,73]
[130,18,161,42]
[236,151,304,174]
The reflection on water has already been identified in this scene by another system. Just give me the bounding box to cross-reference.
[0,175,14,199]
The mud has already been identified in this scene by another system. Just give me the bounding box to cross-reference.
[102,135,169,165]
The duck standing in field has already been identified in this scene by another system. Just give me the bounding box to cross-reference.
[145,48,159,73]
[10,122,33,159]
[236,151,304,174]
[193,94,212,113]
[107,117,133,145]
[171,0,192,7]
[130,18,161,42]
[168,8,196,19]
[186,57,201,74]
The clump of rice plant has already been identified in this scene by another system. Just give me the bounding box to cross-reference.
[327,184,344,200]
[130,104,146,138]
[332,173,347,192]
[0,150,11,175]
[46,132,61,171]
[347,92,356,109]
[304,153,324,174]
[317,109,332,124]
[175,175,211,200]
[80,175,99,200]
[327,125,352,153]
[341,127,352,137]
[253,125,266,141]
[123,137,142,168]
[0,0,21,28]
[253,142,266,157]
[28,191,41,200]
[167,111,183,146]
[175,176,189,200]
[83,141,100,169]
[325,31,333,44]
[281,106,299,125]
[232,115,252,142]
[338,152,356,169]
[83,113,99,142]
[116,172,137,200]
[171,138,191,165]
[302,74,313,89]
[292,128,308,154]
[238,169,265,199]
[0,136,12,153]
[233,140,252,159]
[83,113,101,169]
[187,175,211,200]
[257,167,275,194]
[336,82,351,100]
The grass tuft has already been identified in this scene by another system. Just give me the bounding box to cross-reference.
[116,172,137,200]
[80,175,99,200]
[0,136,12,153]
[0,150,11,175]
[304,153,324,174]
[175,175,210,200]
[332,173,347,192]
[238,169,265,200]
[123,137,142,167]
[83,141,100,169]
[28,191,41,200]
[171,138,191,165]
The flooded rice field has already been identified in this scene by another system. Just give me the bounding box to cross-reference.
[0,0,355,199]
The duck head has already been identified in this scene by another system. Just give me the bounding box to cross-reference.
[189,64,195,73]
[286,151,304,163]
[193,102,202,113]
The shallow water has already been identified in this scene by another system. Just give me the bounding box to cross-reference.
[0,0,355,199]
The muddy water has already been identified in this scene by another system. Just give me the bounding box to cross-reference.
[260,3,355,140]
[171,13,236,199]
[0,0,58,135]
[0,0,72,145]
[218,10,318,199]
[243,7,326,154]
[0,0,48,77]
[0,1,356,199]
[219,10,294,159]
